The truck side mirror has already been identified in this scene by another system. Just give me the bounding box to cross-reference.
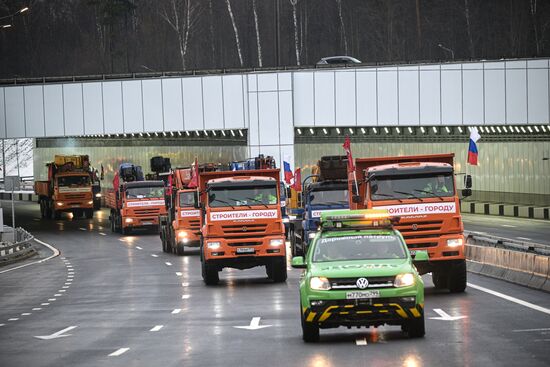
[461,188,472,198]
[352,195,362,204]
[464,175,472,189]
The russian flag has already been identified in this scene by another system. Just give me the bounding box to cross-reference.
[283,160,293,184]
[467,127,481,165]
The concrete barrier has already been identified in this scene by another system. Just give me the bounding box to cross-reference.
[533,207,549,220]
[463,201,548,220]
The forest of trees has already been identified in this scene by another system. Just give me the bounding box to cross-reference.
[0,0,549,78]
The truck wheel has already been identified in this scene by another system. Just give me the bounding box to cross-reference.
[122,227,131,236]
[52,208,61,220]
[85,209,93,219]
[448,260,467,293]
[39,201,46,218]
[201,260,219,285]
[110,214,116,233]
[301,303,320,342]
[175,242,185,256]
[432,270,447,289]
[269,257,288,283]
[403,312,425,338]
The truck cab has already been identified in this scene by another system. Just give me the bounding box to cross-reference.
[199,169,286,285]
[160,188,201,254]
[350,153,472,293]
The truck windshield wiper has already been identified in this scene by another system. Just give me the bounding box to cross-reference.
[244,197,269,208]
[317,201,347,206]
[393,190,424,202]
[414,189,444,201]
[372,193,402,203]
[212,199,236,209]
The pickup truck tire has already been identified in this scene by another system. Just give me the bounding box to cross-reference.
[448,260,467,293]
[201,260,219,285]
[301,303,319,343]
[403,312,425,338]
[85,209,93,219]
[268,257,287,283]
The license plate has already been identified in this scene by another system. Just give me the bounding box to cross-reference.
[71,204,80,208]
[346,290,380,299]
[236,247,255,254]
[142,221,153,225]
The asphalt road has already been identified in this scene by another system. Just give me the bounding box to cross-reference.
[0,202,549,366]
[463,213,550,245]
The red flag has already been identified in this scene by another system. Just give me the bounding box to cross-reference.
[342,136,355,172]
[188,158,199,189]
[291,168,302,192]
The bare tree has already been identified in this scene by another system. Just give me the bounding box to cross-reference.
[160,0,201,70]
[530,0,540,55]
[336,0,348,54]
[252,0,263,67]
[225,0,243,67]
[290,0,301,65]
[464,0,475,58]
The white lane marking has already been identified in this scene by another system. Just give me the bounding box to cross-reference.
[35,326,77,340]
[516,237,532,241]
[109,348,130,357]
[150,325,164,332]
[54,294,62,297]
[356,337,368,346]
[8,318,19,321]
[0,324,4,326]
[151,254,159,258]
[234,317,272,330]
[62,286,69,289]
[99,233,106,236]
[176,272,183,277]
[468,282,550,315]
[429,308,467,321]
[60,257,66,260]
[41,303,50,306]
[32,308,42,311]
[79,228,87,231]
[513,328,550,332]
[0,238,59,274]
[48,298,56,302]
[136,246,143,250]
[501,224,516,228]
[165,262,172,266]
[171,309,182,314]
[181,282,189,287]
[21,313,31,316]
[59,290,66,293]
[181,294,190,299]
[119,239,126,242]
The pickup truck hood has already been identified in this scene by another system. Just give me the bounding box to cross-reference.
[309,258,412,278]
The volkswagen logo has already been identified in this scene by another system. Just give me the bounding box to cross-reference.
[356,278,369,289]
[412,223,418,231]
[242,226,248,232]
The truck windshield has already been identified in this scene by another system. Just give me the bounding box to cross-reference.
[126,187,165,199]
[309,189,348,206]
[313,235,407,262]
[370,173,454,201]
[179,191,195,207]
[209,185,278,207]
[58,175,90,186]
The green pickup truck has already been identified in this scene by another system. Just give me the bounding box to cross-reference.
[291,209,427,342]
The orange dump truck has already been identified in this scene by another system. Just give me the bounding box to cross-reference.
[349,153,472,293]
[199,168,287,285]
[159,162,218,255]
[34,155,95,220]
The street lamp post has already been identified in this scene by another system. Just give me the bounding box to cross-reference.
[437,43,455,60]
[0,6,30,29]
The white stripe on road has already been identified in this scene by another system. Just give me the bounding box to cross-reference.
[513,328,550,332]
[54,294,61,297]
[21,313,31,316]
[181,294,190,299]
[501,224,516,228]
[165,262,172,266]
[99,233,106,236]
[32,308,42,311]
[468,283,550,315]
[151,254,158,258]
[150,325,164,332]
[79,228,87,231]
[0,324,4,326]
[8,318,19,321]
[171,309,181,314]
[516,237,532,241]
[48,299,56,302]
[41,303,50,306]
[356,337,368,346]
[136,246,143,250]
[176,272,183,276]
[181,282,189,287]
[109,348,130,357]
[0,238,59,274]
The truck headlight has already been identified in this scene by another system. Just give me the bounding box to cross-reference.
[95,193,102,198]
[177,231,188,238]
[207,242,221,250]
[124,218,133,224]
[56,202,64,207]
[282,218,290,223]
[270,239,284,246]
[447,238,463,247]
[310,277,331,291]
[87,200,94,205]
[394,273,415,287]
[308,232,316,239]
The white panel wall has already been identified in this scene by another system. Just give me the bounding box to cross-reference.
[356,71,377,125]
[82,82,104,135]
[398,66,419,125]
[527,60,549,124]
[279,91,293,145]
[378,68,398,125]
[103,81,124,134]
[162,78,184,132]
[441,65,462,125]
[142,79,163,132]
[203,76,223,130]
[24,85,45,137]
[419,66,441,125]
[484,67,506,124]
[44,85,64,137]
[335,70,356,126]
[183,78,203,131]
[293,72,314,126]
[223,75,245,128]
[122,80,143,133]
[314,71,335,126]
[6,87,26,137]
[0,88,6,138]
[258,92,279,145]
[63,84,84,136]
[463,64,484,124]
[506,68,528,124]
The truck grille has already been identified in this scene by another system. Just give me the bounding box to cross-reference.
[188,219,200,230]
[328,276,395,289]
[64,194,88,200]
[395,221,442,239]
[221,224,267,236]
[228,241,263,247]
[134,208,161,217]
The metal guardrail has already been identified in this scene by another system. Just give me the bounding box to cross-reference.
[0,227,35,260]
[465,230,550,256]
